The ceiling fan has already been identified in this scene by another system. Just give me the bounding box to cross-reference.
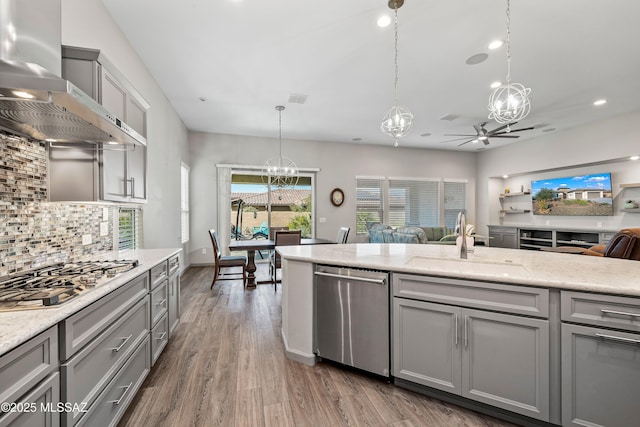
[440,122,535,146]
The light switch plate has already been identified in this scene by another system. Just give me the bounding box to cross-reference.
[319,217,326,223]
[100,222,108,237]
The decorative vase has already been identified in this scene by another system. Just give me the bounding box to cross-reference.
[623,201,638,209]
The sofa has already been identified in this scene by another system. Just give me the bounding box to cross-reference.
[368,224,456,244]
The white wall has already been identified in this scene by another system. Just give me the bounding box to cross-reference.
[188,132,477,264]
[476,110,640,236]
[61,0,190,267]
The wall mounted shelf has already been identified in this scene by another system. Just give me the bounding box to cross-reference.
[499,192,531,198]
[619,183,640,188]
[620,208,640,213]
[500,210,531,214]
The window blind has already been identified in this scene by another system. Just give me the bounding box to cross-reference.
[444,181,467,228]
[388,178,440,227]
[181,164,190,243]
[355,177,384,234]
[118,208,141,250]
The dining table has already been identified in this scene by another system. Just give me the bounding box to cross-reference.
[229,237,335,287]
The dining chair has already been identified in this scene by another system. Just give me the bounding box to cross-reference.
[270,229,302,290]
[336,226,350,244]
[209,229,247,289]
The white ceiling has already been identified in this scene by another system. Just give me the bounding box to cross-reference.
[101,0,640,151]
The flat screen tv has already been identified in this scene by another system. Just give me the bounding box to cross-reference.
[531,173,613,216]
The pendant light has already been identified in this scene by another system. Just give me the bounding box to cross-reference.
[488,0,531,129]
[263,105,299,189]
[380,0,413,147]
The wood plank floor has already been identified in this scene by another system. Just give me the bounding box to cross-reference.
[118,264,520,427]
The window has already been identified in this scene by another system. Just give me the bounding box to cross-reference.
[356,177,384,235]
[356,177,467,233]
[118,208,140,250]
[388,178,440,227]
[181,163,190,244]
[444,180,467,228]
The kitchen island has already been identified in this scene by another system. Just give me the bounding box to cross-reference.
[277,243,640,427]
[0,248,180,427]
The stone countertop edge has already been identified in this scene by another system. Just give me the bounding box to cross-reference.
[0,248,181,357]
[276,243,640,297]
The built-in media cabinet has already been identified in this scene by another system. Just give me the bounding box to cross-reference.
[488,226,616,250]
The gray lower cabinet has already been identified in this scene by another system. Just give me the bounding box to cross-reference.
[149,260,169,366]
[394,298,550,421]
[488,226,518,248]
[167,255,180,334]
[151,313,169,365]
[0,327,59,427]
[60,273,150,426]
[76,337,150,427]
[560,290,640,427]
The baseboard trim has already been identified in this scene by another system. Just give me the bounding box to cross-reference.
[280,329,316,366]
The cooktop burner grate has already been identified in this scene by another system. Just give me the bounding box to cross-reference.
[0,259,139,310]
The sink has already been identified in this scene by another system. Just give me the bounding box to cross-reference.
[405,256,530,277]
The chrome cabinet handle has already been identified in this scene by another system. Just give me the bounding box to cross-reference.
[595,333,640,344]
[109,382,133,406]
[155,332,167,341]
[601,309,640,318]
[109,334,133,352]
[464,316,469,348]
[454,314,458,345]
[157,298,167,307]
[124,177,135,198]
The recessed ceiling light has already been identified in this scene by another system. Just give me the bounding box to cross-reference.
[593,99,607,106]
[420,133,431,137]
[352,137,362,142]
[630,155,640,161]
[377,15,391,27]
[488,40,504,50]
[12,90,34,99]
[503,175,509,179]
[490,81,502,89]
[199,97,207,102]
[465,53,489,65]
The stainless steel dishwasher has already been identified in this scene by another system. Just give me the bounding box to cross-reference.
[314,265,390,377]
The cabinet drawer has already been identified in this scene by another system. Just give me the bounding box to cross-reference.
[151,281,168,327]
[0,372,60,427]
[61,297,149,426]
[151,313,169,366]
[0,326,58,406]
[393,274,549,318]
[168,255,180,276]
[561,291,640,332]
[77,337,150,427]
[150,261,168,290]
[60,273,148,360]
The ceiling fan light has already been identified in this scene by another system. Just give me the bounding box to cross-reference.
[478,135,488,140]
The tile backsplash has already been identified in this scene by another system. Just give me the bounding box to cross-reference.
[0,132,115,276]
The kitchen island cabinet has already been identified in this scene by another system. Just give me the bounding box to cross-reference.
[277,243,640,426]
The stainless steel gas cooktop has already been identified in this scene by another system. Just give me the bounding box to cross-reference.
[0,260,138,311]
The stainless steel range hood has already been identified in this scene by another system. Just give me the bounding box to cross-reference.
[0,0,145,146]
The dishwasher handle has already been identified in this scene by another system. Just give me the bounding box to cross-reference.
[314,271,386,285]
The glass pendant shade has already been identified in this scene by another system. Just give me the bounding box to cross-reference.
[488,82,531,123]
[381,106,413,138]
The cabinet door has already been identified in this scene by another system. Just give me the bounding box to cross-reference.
[461,309,549,421]
[562,323,640,427]
[489,231,518,248]
[393,298,461,394]
[100,68,127,121]
[127,96,147,138]
[127,146,147,202]
[101,149,127,202]
[168,272,180,334]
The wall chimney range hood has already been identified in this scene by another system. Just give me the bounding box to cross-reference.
[0,0,145,146]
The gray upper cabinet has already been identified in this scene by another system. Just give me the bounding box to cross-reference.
[49,46,150,203]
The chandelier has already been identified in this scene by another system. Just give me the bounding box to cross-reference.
[488,0,531,129]
[263,105,299,188]
[380,0,413,147]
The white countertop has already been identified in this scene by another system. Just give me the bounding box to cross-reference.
[277,243,640,297]
[0,248,181,356]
